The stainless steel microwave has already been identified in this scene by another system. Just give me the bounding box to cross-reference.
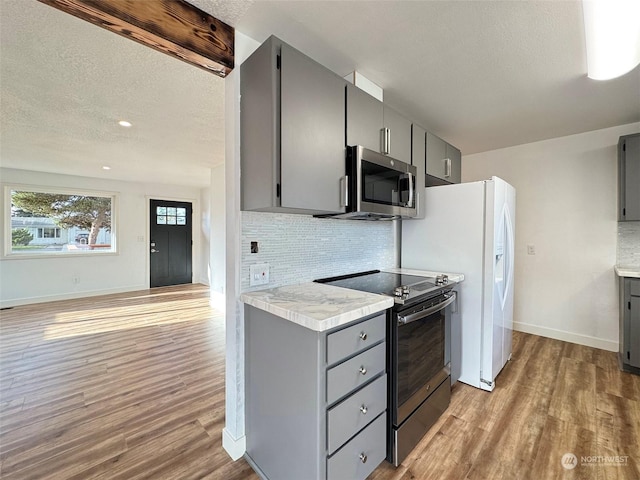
[318,145,417,220]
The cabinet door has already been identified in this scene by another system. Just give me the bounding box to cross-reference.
[426,131,447,179]
[384,106,412,164]
[281,43,346,213]
[446,143,462,184]
[346,84,384,152]
[630,294,640,368]
[620,134,640,221]
[411,124,426,219]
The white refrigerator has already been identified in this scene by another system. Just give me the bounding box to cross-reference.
[402,176,516,391]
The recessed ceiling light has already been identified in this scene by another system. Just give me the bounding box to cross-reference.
[118,120,132,127]
[102,166,111,170]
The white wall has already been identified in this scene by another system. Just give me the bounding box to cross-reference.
[0,167,204,307]
[223,30,260,460]
[463,122,640,351]
[209,163,226,310]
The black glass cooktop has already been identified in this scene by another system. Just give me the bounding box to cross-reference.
[315,270,439,300]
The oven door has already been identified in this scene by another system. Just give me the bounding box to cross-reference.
[351,145,417,217]
[392,292,455,426]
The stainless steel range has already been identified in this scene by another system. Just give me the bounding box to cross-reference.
[315,270,456,466]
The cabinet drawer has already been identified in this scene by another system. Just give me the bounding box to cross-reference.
[327,374,387,454]
[327,343,386,405]
[327,412,386,480]
[630,279,640,296]
[327,314,385,365]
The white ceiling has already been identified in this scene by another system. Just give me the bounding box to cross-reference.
[0,0,229,188]
[1,1,639,188]
[237,0,640,154]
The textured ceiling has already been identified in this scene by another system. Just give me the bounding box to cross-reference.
[238,0,640,154]
[0,0,226,187]
[1,0,638,189]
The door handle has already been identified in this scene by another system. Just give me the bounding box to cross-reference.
[444,158,451,178]
[151,249,160,253]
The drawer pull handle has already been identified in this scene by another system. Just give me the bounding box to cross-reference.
[360,404,368,414]
[359,331,367,341]
[359,453,368,464]
[359,366,367,375]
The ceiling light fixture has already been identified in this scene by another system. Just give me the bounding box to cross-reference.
[118,120,132,127]
[583,0,640,80]
[102,166,111,170]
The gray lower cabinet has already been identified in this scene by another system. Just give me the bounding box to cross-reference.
[245,306,388,480]
[426,132,461,185]
[618,133,640,221]
[241,36,346,215]
[619,277,640,374]
[346,84,412,165]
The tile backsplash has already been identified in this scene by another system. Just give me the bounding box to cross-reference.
[617,221,640,267]
[241,212,398,292]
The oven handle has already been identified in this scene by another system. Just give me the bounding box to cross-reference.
[397,291,456,325]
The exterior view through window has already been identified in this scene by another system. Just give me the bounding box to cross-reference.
[8,188,115,255]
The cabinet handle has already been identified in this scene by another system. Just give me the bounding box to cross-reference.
[359,366,367,375]
[359,453,368,464]
[360,404,368,414]
[445,158,451,178]
[340,176,349,208]
[359,331,367,341]
[380,128,390,155]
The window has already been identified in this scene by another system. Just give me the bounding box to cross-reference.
[5,185,117,256]
[156,206,187,226]
[37,227,61,239]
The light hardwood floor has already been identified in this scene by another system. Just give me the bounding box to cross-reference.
[1,284,638,479]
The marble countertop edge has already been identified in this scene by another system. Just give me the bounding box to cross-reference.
[615,265,640,278]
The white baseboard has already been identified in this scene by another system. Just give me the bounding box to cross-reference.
[0,284,148,309]
[222,428,246,461]
[513,321,618,352]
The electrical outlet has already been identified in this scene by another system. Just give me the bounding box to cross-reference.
[249,263,270,286]
[72,277,80,284]
[527,244,536,255]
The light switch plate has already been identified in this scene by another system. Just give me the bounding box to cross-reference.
[250,263,270,286]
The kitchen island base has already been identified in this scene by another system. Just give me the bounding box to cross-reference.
[244,305,388,480]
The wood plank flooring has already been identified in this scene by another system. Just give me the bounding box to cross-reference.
[1,284,638,479]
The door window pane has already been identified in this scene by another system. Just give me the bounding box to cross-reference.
[167,207,177,216]
[167,216,177,225]
[157,215,167,224]
[177,207,186,217]
[177,217,186,225]
[156,206,167,215]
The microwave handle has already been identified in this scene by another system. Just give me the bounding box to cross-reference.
[340,175,349,207]
[407,171,414,208]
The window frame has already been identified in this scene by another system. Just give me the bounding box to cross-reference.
[3,184,119,259]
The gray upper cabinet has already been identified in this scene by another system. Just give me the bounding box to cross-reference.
[426,132,461,185]
[346,83,384,153]
[446,143,462,184]
[241,36,346,215]
[619,133,640,221]
[346,85,412,164]
[411,124,427,219]
[384,105,412,164]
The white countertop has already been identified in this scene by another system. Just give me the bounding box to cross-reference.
[240,268,464,332]
[240,282,394,332]
[615,266,640,278]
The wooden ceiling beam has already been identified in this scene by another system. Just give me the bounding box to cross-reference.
[38,0,234,77]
